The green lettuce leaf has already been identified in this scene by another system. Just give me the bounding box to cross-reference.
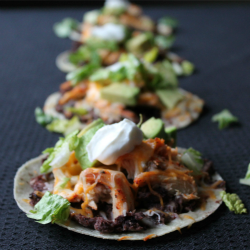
[220,191,247,214]
[35,107,54,127]
[239,163,250,186]
[158,16,178,28]
[182,60,195,76]
[53,18,79,38]
[155,35,175,50]
[143,47,159,63]
[27,192,70,224]
[181,148,204,175]
[85,37,119,51]
[212,109,239,129]
[46,116,81,136]
[75,119,105,169]
[83,10,100,24]
[66,61,100,86]
[40,131,79,173]
[68,45,91,65]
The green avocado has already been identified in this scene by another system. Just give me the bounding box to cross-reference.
[156,88,183,110]
[141,117,166,139]
[165,126,177,147]
[100,83,140,106]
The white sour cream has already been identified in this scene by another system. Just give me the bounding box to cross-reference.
[104,0,129,10]
[86,119,143,165]
[91,23,125,42]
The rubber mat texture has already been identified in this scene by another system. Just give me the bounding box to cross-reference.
[0,3,250,249]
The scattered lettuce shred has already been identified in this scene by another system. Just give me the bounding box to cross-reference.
[212,109,239,129]
[35,107,53,127]
[155,35,175,50]
[75,119,105,169]
[239,163,250,186]
[40,130,79,174]
[46,116,81,136]
[220,191,247,214]
[181,148,204,175]
[137,114,143,129]
[53,18,79,38]
[182,60,195,76]
[158,16,179,28]
[66,60,100,86]
[27,191,70,224]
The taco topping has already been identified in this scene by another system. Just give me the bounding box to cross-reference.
[26,119,225,234]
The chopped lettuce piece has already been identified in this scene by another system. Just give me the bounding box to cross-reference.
[143,47,159,63]
[35,107,53,127]
[155,35,175,50]
[182,60,195,76]
[181,148,204,175]
[146,60,178,90]
[40,131,79,173]
[158,16,178,28]
[85,37,119,51]
[220,191,247,214]
[66,61,100,86]
[46,116,81,136]
[156,88,183,109]
[53,18,79,38]
[239,163,250,186]
[90,54,143,83]
[27,192,70,224]
[75,119,105,169]
[83,10,100,24]
[212,109,239,129]
[68,45,91,65]
[137,114,143,129]
[65,107,88,116]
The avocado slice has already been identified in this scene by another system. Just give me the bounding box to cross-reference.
[156,88,183,110]
[165,126,177,147]
[75,119,105,169]
[100,83,140,106]
[141,117,166,139]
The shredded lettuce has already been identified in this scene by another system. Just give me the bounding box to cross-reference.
[182,60,195,76]
[158,16,178,28]
[46,116,81,136]
[75,119,105,169]
[181,148,204,175]
[53,18,79,38]
[220,191,247,214]
[40,131,79,173]
[90,54,143,83]
[35,107,53,127]
[146,60,178,90]
[155,35,175,50]
[68,45,91,65]
[66,61,100,86]
[85,37,119,51]
[212,109,239,129]
[239,163,250,186]
[143,47,159,63]
[27,192,70,224]
[83,10,100,24]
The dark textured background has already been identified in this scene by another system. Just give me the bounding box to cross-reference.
[1,2,250,249]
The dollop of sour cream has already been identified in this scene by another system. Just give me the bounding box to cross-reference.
[91,23,125,42]
[105,0,129,10]
[87,119,143,165]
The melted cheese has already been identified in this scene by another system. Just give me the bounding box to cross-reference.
[147,180,164,207]
[143,234,156,241]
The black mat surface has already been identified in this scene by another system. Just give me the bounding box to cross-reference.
[1,3,250,249]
